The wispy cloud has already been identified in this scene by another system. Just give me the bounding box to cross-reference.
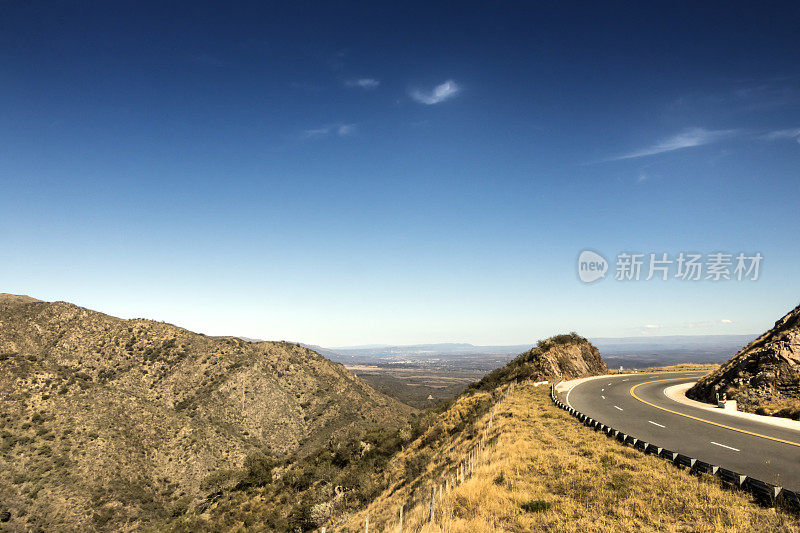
[762,127,800,143]
[636,324,663,336]
[301,123,356,139]
[410,80,460,105]
[609,127,739,161]
[337,124,356,136]
[302,127,331,139]
[345,78,380,90]
[684,319,735,329]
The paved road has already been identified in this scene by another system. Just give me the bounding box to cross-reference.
[565,371,800,491]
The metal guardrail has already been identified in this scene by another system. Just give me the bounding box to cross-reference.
[549,382,799,509]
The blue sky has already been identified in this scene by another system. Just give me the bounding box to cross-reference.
[2,2,799,346]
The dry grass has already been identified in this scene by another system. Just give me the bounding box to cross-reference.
[342,381,799,532]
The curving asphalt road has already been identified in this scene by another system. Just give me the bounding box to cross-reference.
[565,371,800,491]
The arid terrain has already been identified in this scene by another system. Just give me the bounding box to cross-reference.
[689,302,800,419]
[1,294,797,532]
[0,294,413,531]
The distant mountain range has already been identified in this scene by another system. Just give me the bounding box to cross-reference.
[305,334,757,370]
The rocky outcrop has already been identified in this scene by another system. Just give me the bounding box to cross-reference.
[688,302,800,418]
[472,333,607,391]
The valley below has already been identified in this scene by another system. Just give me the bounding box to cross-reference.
[0,294,797,532]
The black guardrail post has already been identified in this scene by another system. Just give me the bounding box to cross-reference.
[546,375,790,509]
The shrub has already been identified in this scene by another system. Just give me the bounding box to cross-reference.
[240,451,276,487]
[521,499,552,513]
[200,469,240,494]
[403,451,430,480]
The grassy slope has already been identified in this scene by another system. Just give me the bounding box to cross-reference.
[344,380,799,532]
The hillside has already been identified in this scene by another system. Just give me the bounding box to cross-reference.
[469,332,607,391]
[337,337,798,532]
[0,294,413,531]
[688,302,800,419]
[342,381,798,532]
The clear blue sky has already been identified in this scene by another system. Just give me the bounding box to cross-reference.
[2,2,799,346]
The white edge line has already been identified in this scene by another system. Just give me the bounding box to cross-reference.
[710,441,740,452]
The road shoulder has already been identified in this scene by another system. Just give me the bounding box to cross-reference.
[663,382,800,433]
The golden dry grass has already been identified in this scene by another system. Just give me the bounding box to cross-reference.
[342,381,799,532]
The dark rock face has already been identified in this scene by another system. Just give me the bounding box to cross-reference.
[688,303,800,417]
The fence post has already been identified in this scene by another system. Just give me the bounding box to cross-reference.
[399,504,403,533]
[365,512,369,533]
[430,486,435,522]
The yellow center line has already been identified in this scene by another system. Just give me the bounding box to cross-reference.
[630,378,800,448]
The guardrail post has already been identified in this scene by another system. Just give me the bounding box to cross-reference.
[430,486,435,522]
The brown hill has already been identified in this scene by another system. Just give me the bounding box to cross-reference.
[0,295,413,531]
[153,333,608,532]
[688,302,800,419]
[469,332,607,391]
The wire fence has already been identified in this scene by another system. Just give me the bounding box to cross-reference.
[334,382,518,533]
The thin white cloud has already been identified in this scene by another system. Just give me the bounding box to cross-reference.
[410,80,460,105]
[337,124,356,136]
[636,324,663,336]
[610,127,739,161]
[301,127,331,139]
[345,78,380,90]
[301,123,355,139]
[762,128,800,143]
[684,319,734,329]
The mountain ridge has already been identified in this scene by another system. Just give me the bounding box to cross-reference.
[0,294,413,531]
